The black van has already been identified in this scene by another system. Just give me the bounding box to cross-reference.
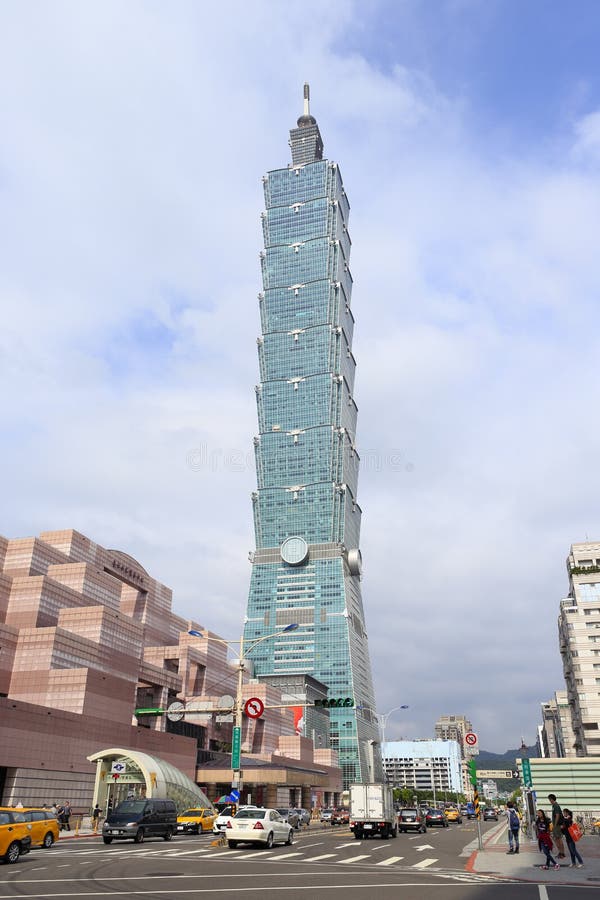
[102,799,177,843]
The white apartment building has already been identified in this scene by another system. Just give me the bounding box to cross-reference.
[382,739,462,794]
[538,691,577,758]
[558,542,600,756]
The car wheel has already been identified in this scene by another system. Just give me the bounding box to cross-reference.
[228,841,238,849]
[5,842,20,864]
[286,829,294,846]
[102,837,113,844]
[163,827,173,841]
[42,832,55,848]
[134,828,145,844]
[265,831,274,849]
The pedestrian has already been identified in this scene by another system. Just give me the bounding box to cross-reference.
[91,804,102,832]
[547,794,566,859]
[15,801,23,809]
[56,803,65,830]
[505,801,520,854]
[535,809,560,870]
[62,801,72,831]
[561,808,584,868]
[50,803,59,819]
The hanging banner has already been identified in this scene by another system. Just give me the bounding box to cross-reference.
[292,706,304,736]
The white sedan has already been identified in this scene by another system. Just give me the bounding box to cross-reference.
[227,808,294,849]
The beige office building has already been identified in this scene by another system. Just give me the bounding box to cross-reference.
[558,542,600,756]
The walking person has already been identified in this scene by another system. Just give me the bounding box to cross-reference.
[91,804,102,833]
[61,801,72,831]
[535,809,560,870]
[505,801,520,854]
[561,808,584,868]
[547,794,566,859]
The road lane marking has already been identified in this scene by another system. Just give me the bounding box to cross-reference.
[304,853,336,861]
[339,854,371,864]
[335,842,358,848]
[376,856,404,865]
[413,858,437,868]
[273,852,302,859]
[538,888,549,900]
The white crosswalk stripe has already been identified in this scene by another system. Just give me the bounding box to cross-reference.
[305,853,336,861]
[273,852,302,859]
[376,855,404,865]
[412,858,438,868]
[336,842,358,848]
[339,854,371,864]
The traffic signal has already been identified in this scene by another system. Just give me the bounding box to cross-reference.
[467,759,477,786]
[314,697,355,708]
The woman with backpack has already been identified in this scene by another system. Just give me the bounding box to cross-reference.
[505,801,520,854]
[535,809,560,870]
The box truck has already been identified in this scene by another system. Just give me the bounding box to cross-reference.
[349,783,397,839]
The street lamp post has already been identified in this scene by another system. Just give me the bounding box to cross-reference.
[378,705,409,749]
[188,622,298,795]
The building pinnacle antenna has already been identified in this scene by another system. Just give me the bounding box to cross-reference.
[303,82,310,117]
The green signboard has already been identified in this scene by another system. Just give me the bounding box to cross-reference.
[232,726,241,771]
[522,758,532,788]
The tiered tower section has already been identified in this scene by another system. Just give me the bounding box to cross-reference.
[243,86,380,786]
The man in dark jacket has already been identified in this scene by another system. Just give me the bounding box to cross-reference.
[548,793,566,859]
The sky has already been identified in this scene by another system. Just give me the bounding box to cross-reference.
[2,0,600,753]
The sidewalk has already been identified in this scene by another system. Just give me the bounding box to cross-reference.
[466,821,600,885]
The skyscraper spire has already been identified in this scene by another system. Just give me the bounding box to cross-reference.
[289,82,323,165]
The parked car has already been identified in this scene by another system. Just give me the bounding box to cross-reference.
[295,808,311,826]
[398,808,427,833]
[483,808,498,821]
[276,808,300,829]
[176,808,216,833]
[331,808,350,826]
[320,808,334,823]
[213,804,260,835]
[11,808,60,848]
[0,810,32,864]
[444,807,462,824]
[425,809,449,828]
[102,799,177,843]
[226,808,294,849]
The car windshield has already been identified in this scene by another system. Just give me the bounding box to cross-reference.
[276,809,289,815]
[235,809,266,820]
[181,809,203,816]
[113,801,146,814]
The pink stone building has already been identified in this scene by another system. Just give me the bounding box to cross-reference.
[0,530,341,811]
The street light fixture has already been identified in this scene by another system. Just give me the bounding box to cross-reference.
[187,622,299,794]
[378,705,409,749]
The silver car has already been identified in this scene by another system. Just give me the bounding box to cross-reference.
[276,808,300,829]
[295,808,311,826]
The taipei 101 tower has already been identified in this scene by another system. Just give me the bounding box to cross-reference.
[243,86,381,786]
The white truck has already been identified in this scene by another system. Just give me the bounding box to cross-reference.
[349,783,397,840]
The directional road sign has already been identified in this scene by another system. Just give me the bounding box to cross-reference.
[521,758,532,788]
[232,725,241,770]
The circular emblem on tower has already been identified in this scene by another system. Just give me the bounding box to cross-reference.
[347,548,362,576]
[280,536,309,566]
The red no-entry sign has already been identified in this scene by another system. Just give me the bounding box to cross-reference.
[244,697,265,719]
[465,732,478,747]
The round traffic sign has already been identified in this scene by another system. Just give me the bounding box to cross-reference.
[167,701,185,723]
[465,732,478,746]
[244,697,265,719]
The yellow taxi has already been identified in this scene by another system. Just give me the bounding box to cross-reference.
[176,807,217,834]
[0,809,32,864]
[0,807,59,850]
[444,807,462,824]
[17,808,60,848]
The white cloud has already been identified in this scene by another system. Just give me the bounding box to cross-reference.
[1,1,599,751]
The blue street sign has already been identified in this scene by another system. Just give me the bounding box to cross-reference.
[230,789,240,802]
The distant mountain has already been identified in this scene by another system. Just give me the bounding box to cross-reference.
[477,746,538,766]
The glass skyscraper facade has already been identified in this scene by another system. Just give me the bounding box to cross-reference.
[243,87,381,786]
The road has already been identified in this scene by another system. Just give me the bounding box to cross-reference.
[0,821,593,899]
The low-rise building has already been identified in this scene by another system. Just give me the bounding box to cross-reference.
[382,739,462,794]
